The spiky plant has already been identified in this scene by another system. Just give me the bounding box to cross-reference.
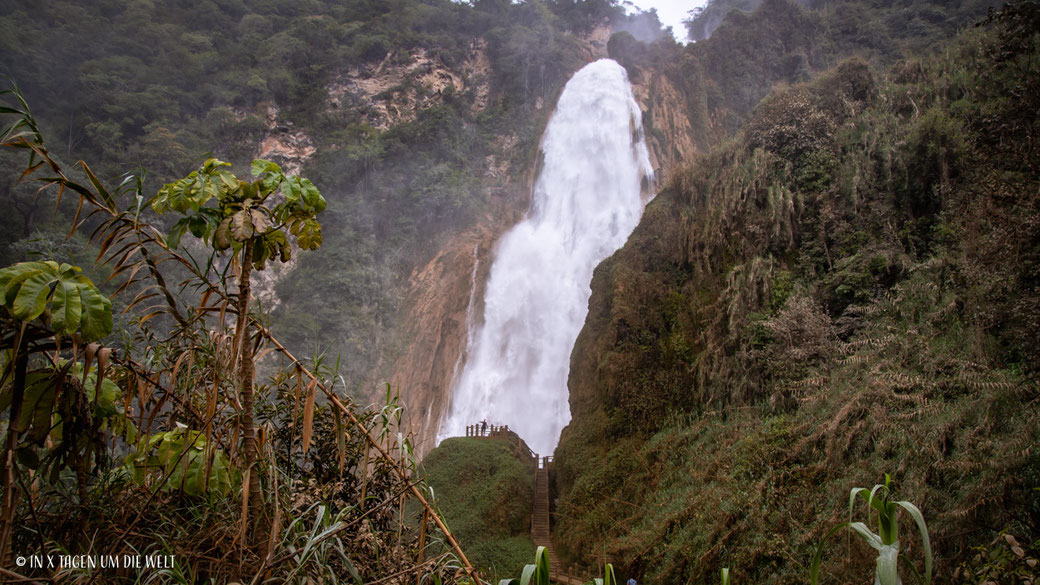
[499,546,550,585]
[811,474,932,585]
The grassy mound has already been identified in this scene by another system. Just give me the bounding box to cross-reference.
[421,437,536,580]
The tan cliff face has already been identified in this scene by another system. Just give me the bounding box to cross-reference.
[385,223,496,457]
[383,125,531,457]
[629,69,699,185]
[329,40,491,130]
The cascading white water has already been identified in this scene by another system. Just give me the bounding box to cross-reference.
[440,59,653,456]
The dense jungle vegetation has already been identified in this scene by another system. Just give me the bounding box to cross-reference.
[1,0,1038,583]
[556,2,1040,583]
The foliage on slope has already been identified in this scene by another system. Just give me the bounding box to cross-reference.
[611,0,1001,152]
[421,437,536,580]
[555,5,1040,583]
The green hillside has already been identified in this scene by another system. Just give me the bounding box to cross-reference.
[1,0,1037,583]
[555,4,1040,582]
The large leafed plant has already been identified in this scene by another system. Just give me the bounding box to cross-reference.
[151,157,325,539]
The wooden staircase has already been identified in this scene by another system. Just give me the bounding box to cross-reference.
[532,463,588,585]
[532,466,558,571]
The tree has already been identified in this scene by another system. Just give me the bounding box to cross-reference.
[151,157,325,540]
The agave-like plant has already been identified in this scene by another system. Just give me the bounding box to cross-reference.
[594,563,616,585]
[500,546,551,585]
[811,474,932,585]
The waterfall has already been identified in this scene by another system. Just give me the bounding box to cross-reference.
[440,59,653,456]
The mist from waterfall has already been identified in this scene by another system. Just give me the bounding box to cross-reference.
[440,59,653,456]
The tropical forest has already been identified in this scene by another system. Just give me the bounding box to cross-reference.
[0,0,1037,583]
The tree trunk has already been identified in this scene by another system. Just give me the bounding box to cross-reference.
[235,243,261,540]
[0,325,29,565]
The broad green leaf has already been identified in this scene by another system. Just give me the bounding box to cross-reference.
[299,178,325,212]
[128,428,232,496]
[296,218,323,250]
[1,261,44,305]
[181,450,208,495]
[12,372,56,439]
[188,213,209,238]
[0,372,50,415]
[75,362,121,417]
[154,173,199,214]
[519,564,536,585]
[25,383,56,443]
[252,237,268,269]
[207,449,233,495]
[895,500,932,584]
[241,182,258,202]
[77,284,113,341]
[533,546,550,585]
[201,157,231,173]
[167,217,189,249]
[251,159,281,177]
[266,230,291,263]
[12,271,55,322]
[217,169,239,191]
[49,279,82,335]
[281,175,302,203]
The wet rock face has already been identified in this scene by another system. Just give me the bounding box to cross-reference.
[384,224,500,458]
[629,71,699,184]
